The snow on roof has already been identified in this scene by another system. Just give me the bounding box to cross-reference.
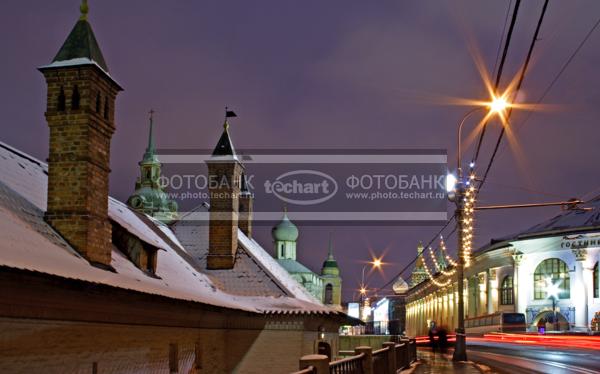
[38,58,122,89]
[0,141,336,315]
[239,231,324,304]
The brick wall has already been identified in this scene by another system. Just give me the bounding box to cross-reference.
[0,318,334,374]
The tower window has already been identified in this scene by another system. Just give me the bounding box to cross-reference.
[96,92,101,113]
[103,97,109,119]
[71,85,80,110]
[324,284,333,304]
[57,86,66,111]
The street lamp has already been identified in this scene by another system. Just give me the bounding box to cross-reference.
[451,98,508,362]
[359,257,383,319]
[546,278,561,331]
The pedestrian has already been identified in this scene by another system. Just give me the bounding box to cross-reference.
[428,321,438,353]
[537,318,546,334]
[437,325,448,354]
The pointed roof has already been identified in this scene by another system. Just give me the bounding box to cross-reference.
[322,233,338,269]
[142,110,159,164]
[52,1,109,72]
[212,120,236,157]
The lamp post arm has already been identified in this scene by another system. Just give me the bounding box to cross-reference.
[457,107,486,173]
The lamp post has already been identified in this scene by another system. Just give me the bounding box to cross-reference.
[546,278,560,331]
[451,98,507,362]
[359,259,382,320]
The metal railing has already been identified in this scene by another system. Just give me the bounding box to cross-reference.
[329,353,364,374]
[295,338,417,374]
[371,347,388,374]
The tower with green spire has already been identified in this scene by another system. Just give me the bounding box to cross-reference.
[320,234,342,308]
[271,209,323,301]
[436,249,447,272]
[410,242,428,287]
[127,111,178,223]
[271,210,343,306]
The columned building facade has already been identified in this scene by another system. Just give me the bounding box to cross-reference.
[405,201,600,336]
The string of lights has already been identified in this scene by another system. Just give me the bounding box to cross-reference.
[372,216,457,293]
[420,252,452,287]
[439,236,458,267]
[428,246,455,276]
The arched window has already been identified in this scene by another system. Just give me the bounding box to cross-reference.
[71,85,80,110]
[500,275,514,305]
[594,262,599,299]
[534,258,570,300]
[57,86,66,111]
[95,92,101,113]
[324,284,333,304]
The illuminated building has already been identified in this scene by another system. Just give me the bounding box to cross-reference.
[405,201,600,336]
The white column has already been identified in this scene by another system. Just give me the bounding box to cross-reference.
[572,248,588,331]
[487,269,495,314]
[515,254,528,316]
[512,251,523,313]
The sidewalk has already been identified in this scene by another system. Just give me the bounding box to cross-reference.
[401,350,484,374]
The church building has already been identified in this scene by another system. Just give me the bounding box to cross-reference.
[271,211,343,308]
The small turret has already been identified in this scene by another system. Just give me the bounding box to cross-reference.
[127,110,178,223]
[320,233,342,307]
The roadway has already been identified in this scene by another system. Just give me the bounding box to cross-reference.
[464,340,600,374]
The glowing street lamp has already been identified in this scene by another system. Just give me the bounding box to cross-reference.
[359,256,384,305]
[489,95,509,114]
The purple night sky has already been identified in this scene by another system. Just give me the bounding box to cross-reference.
[2,0,600,301]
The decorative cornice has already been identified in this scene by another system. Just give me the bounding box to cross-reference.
[571,248,587,261]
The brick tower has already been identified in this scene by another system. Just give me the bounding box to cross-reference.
[206,119,243,269]
[238,173,253,238]
[39,1,122,268]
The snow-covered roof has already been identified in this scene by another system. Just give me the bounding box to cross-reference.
[38,58,122,89]
[473,198,600,255]
[0,141,335,315]
[171,205,322,304]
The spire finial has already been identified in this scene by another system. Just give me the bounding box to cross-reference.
[147,109,156,152]
[283,204,288,215]
[80,0,89,21]
[328,232,334,258]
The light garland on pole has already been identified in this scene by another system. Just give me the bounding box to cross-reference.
[461,171,477,267]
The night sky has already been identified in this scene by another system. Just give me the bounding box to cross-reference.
[3,0,600,301]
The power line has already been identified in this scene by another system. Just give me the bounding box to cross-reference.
[374,1,522,295]
[497,12,600,156]
[473,0,522,163]
[492,0,515,78]
[373,215,456,293]
[478,0,549,192]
